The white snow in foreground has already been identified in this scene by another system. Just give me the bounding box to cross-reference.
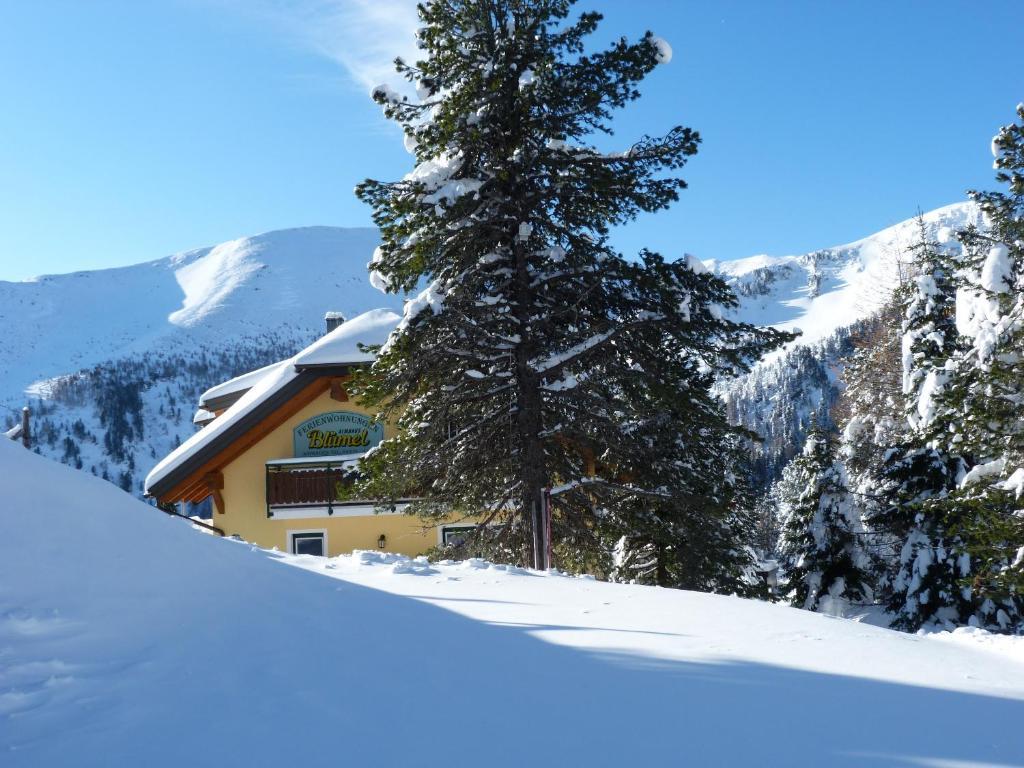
[3,440,1024,767]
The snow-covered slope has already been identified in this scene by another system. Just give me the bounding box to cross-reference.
[717,201,983,352]
[2,440,1023,767]
[0,226,397,407]
[717,202,984,485]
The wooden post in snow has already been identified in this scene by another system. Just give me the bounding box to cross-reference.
[21,407,30,450]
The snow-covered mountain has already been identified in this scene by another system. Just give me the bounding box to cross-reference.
[714,200,983,352]
[3,437,1022,766]
[0,203,982,496]
[715,201,984,485]
[0,226,400,496]
[0,226,396,407]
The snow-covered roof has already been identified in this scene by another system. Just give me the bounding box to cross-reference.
[146,360,298,495]
[196,310,396,409]
[199,362,281,409]
[145,308,399,496]
[192,408,216,425]
[294,308,397,367]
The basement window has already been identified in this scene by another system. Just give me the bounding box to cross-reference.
[289,531,327,557]
[441,525,477,547]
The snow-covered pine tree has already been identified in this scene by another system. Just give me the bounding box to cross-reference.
[831,300,906,606]
[873,216,971,630]
[779,424,875,612]
[922,104,1024,630]
[354,0,791,570]
[902,214,959,433]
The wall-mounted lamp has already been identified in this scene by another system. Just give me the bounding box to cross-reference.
[377,534,387,550]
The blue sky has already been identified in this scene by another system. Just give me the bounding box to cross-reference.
[1,0,1022,281]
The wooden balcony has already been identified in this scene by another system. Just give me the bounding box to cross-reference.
[265,457,361,513]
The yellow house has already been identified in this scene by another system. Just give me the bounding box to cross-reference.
[144,309,475,557]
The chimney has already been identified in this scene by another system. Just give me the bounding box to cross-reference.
[324,311,345,334]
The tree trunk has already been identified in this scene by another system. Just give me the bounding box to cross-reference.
[512,233,547,569]
[656,543,668,587]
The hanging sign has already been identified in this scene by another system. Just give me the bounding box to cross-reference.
[292,411,384,458]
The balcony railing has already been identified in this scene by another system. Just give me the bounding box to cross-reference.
[265,456,364,516]
[265,456,420,519]
[267,466,350,506]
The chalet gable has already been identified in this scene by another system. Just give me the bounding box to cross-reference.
[144,309,399,504]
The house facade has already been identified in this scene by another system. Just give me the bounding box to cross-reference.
[144,309,474,557]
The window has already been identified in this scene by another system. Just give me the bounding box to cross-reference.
[441,525,477,547]
[290,531,327,556]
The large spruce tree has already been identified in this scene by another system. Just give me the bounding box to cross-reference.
[354,0,790,570]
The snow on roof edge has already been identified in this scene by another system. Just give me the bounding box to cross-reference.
[145,359,298,494]
[199,362,282,407]
[294,308,400,367]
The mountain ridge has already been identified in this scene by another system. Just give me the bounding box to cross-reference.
[2,202,983,408]
[0,225,394,407]
[0,202,983,497]
[712,200,982,354]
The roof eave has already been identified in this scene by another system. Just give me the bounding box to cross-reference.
[200,391,249,413]
[292,361,370,372]
[147,370,324,500]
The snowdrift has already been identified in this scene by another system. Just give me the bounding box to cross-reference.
[2,440,1023,767]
